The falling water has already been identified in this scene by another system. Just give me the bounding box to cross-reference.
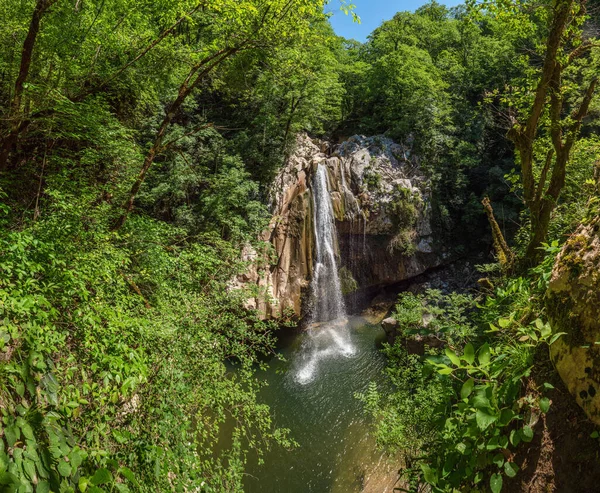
[294,164,356,385]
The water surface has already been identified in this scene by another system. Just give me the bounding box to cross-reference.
[244,316,391,493]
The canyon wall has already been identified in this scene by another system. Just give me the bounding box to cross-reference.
[242,134,443,318]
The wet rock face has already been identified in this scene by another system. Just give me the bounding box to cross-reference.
[245,133,441,318]
[548,214,600,424]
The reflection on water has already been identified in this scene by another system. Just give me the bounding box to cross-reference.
[244,316,398,493]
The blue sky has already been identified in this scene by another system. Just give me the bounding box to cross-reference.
[327,0,463,42]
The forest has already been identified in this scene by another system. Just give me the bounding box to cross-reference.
[1,0,600,491]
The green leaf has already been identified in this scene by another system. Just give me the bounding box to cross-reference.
[499,408,515,426]
[498,317,511,328]
[490,473,503,493]
[21,423,34,441]
[23,459,36,481]
[549,332,567,345]
[57,460,72,477]
[504,461,519,478]
[478,343,491,366]
[90,468,112,486]
[476,409,498,430]
[492,453,505,467]
[118,467,138,487]
[540,323,552,339]
[460,378,475,400]
[4,426,19,447]
[78,477,89,492]
[420,463,438,486]
[520,426,534,443]
[69,447,84,470]
[445,348,461,367]
[539,397,551,414]
[463,343,475,364]
[590,431,599,439]
[510,429,521,447]
[37,481,50,493]
[498,434,509,449]
[473,392,491,410]
[486,436,500,450]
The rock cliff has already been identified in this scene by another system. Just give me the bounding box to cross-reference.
[243,134,442,318]
[548,212,600,424]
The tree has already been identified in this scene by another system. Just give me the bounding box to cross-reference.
[488,0,598,262]
[0,0,59,170]
[112,0,333,230]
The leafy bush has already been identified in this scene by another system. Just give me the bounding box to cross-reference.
[364,263,564,492]
[0,189,286,492]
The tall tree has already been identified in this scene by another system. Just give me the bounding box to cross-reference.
[113,0,331,230]
[493,0,598,262]
[0,0,59,170]
[0,0,203,171]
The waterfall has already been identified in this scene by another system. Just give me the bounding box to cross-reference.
[311,164,346,322]
[294,164,356,385]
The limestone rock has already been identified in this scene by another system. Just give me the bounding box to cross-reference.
[548,214,600,424]
[241,133,441,318]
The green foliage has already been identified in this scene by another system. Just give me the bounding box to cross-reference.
[425,315,558,492]
[387,187,422,255]
[0,185,288,491]
[338,266,359,295]
[338,1,528,245]
[367,259,565,491]
[0,0,362,489]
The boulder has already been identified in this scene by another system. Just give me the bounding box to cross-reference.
[547,214,600,424]
[381,317,399,343]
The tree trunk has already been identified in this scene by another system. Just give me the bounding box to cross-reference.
[524,77,597,262]
[482,197,514,268]
[112,47,238,230]
[0,0,58,171]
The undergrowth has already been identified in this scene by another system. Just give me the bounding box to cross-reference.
[360,246,564,493]
[0,189,289,492]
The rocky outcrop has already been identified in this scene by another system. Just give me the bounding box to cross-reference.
[381,317,400,343]
[548,213,600,424]
[243,133,442,318]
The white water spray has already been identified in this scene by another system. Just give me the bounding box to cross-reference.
[294,164,356,385]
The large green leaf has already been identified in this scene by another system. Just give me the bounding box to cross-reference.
[420,463,438,485]
[478,343,491,366]
[476,409,498,430]
[460,378,475,400]
[463,343,475,364]
[57,460,72,478]
[445,348,462,367]
[490,473,503,493]
[90,468,113,486]
[520,425,534,443]
[504,461,519,478]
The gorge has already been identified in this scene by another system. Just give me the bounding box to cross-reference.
[4,0,600,492]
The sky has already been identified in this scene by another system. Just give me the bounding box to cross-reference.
[327,0,463,42]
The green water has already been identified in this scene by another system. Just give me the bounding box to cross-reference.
[244,316,390,493]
